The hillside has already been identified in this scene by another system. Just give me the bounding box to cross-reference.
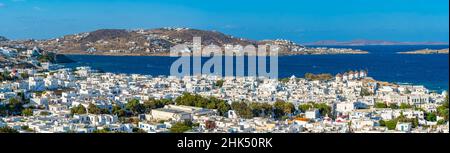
[0,36,8,42]
[1,28,367,55]
[80,29,131,43]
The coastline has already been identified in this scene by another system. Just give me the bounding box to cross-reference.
[58,51,370,57]
[397,48,449,54]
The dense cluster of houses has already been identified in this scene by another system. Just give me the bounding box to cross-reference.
[0,47,448,133]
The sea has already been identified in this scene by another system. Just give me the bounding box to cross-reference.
[58,45,449,92]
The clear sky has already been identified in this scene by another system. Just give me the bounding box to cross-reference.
[0,0,448,43]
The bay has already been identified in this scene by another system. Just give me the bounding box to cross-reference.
[59,45,449,92]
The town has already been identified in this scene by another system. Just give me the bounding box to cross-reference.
[0,46,448,133]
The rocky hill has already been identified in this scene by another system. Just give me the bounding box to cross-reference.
[80,29,131,43]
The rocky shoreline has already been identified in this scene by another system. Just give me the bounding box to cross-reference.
[397,48,449,54]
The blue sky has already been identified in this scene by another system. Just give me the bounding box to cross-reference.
[0,0,448,43]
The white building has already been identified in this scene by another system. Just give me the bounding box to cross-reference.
[29,77,45,91]
[336,102,356,113]
[88,114,118,126]
[30,97,48,107]
[150,107,192,122]
[138,122,167,133]
[396,122,412,132]
[305,109,320,119]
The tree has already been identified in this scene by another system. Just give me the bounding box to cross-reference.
[385,119,398,130]
[169,121,193,133]
[93,128,111,133]
[249,103,263,117]
[396,115,419,128]
[175,93,210,108]
[205,97,217,109]
[132,127,147,133]
[437,106,449,121]
[20,72,29,79]
[379,120,386,126]
[100,108,110,114]
[215,80,225,88]
[39,111,50,116]
[77,105,87,114]
[0,70,13,81]
[175,93,230,116]
[437,94,449,121]
[298,104,313,113]
[175,93,197,106]
[360,88,372,97]
[444,94,449,108]
[426,112,437,122]
[88,103,101,114]
[399,103,412,109]
[260,103,273,117]
[21,126,34,132]
[374,102,387,108]
[272,100,298,119]
[216,101,231,116]
[231,101,253,119]
[389,104,399,109]
[9,98,20,105]
[206,102,216,110]
[70,104,87,115]
[126,99,144,115]
[411,118,419,128]
[248,102,273,118]
[208,97,231,116]
[143,99,156,111]
[283,103,295,115]
[273,101,286,119]
[22,108,33,116]
[313,103,332,117]
[0,105,7,116]
[17,92,26,102]
[0,126,19,133]
[160,99,174,106]
[143,98,172,112]
[112,105,126,117]
[9,98,23,114]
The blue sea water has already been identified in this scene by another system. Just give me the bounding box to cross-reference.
[60,45,449,92]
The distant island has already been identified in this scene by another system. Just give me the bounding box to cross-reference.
[304,39,449,46]
[0,28,368,56]
[397,48,449,54]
